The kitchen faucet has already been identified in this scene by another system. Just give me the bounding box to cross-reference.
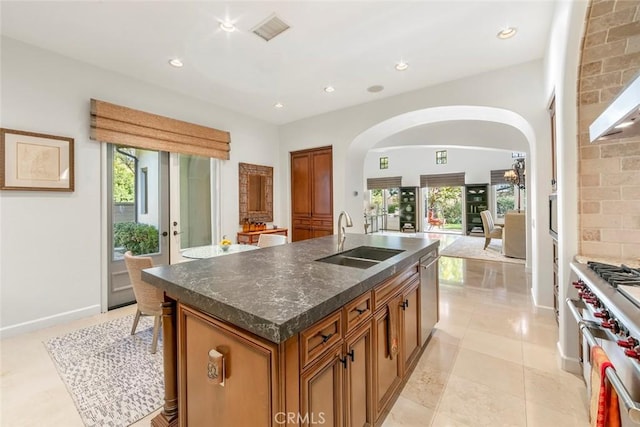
[337,211,353,252]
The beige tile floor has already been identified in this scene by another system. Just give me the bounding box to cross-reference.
[1,234,589,426]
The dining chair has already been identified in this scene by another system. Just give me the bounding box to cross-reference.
[480,210,503,250]
[257,233,288,248]
[123,251,164,354]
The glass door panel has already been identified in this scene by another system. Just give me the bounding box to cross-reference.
[169,153,218,263]
[108,146,169,309]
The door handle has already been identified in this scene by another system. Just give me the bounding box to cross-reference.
[162,231,168,237]
[173,230,182,236]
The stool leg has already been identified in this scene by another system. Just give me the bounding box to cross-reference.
[150,315,161,354]
[131,309,141,335]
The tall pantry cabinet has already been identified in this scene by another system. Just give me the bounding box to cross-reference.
[291,146,333,242]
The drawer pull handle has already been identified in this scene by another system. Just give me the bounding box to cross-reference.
[354,307,367,315]
[320,332,334,343]
[207,349,225,386]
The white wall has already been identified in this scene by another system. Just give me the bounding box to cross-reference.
[543,0,589,373]
[280,60,551,307]
[0,37,280,336]
[365,146,518,186]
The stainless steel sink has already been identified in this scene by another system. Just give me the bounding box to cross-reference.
[315,246,405,269]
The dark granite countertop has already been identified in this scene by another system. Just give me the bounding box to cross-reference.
[142,233,439,343]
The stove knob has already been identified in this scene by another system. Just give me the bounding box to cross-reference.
[573,281,584,289]
[595,310,609,319]
[602,320,614,329]
[629,337,639,347]
[624,349,639,358]
[618,339,634,348]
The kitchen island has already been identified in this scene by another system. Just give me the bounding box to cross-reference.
[143,233,439,427]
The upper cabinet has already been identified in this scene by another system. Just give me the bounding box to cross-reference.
[291,146,333,242]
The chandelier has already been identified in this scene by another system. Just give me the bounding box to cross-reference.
[504,158,525,189]
[504,158,526,211]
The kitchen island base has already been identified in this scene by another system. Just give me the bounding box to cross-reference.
[152,260,438,427]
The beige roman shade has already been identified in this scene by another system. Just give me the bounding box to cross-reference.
[90,99,231,160]
[366,176,402,190]
[420,172,465,188]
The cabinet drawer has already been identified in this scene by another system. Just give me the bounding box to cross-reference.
[300,310,343,369]
[373,264,419,311]
[343,291,372,335]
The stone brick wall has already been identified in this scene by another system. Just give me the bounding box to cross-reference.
[578,0,640,260]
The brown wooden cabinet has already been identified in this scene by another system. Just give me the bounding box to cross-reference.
[167,261,433,427]
[178,305,278,427]
[344,321,373,427]
[400,279,421,372]
[300,344,345,427]
[372,293,403,420]
[237,228,288,245]
[291,146,333,242]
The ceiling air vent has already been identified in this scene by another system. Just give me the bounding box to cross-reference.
[251,14,290,42]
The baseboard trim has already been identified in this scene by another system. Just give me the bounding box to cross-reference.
[557,340,582,374]
[0,304,101,339]
[531,287,555,310]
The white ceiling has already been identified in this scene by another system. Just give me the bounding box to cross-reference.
[0,1,556,125]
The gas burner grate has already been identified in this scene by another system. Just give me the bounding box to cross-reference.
[587,261,640,288]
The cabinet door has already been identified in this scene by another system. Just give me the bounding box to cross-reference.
[344,322,373,427]
[372,295,402,420]
[300,345,344,427]
[179,307,276,427]
[293,225,313,242]
[401,279,421,373]
[311,148,333,218]
[291,152,312,217]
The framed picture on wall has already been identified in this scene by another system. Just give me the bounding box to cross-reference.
[0,128,74,191]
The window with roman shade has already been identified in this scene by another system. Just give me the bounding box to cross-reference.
[89,99,231,160]
[366,176,402,190]
[419,172,465,188]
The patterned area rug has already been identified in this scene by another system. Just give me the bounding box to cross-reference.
[440,235,525,265]
[44,314,164,427]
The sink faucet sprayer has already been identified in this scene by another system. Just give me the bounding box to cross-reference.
[337,211,353,252]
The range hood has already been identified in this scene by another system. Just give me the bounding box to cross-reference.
[589,72,640,142]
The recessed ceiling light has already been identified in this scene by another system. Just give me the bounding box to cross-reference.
[367,85,384,93]
[168,58,183,68]
[395,61,409,71]
[324,86,335,93]
[220,21,236,32]
[497,27,517,39]
[274,102,284,108]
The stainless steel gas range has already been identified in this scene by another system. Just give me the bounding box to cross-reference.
[568,260,640,425]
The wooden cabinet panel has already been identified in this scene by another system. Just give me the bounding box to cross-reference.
[237,228,288,245]
[372,295,402,420]
[344,322,373,427]
[344,292,372,335]
[291,146,333,242]
[300,310,343,369]
[401,279,421,373]
[311,149,333,218]
[292,153,312,217]
[372,264,418,311]
[178,305,276,427]
[300,345,344,427]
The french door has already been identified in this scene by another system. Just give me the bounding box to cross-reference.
[107,146,218,309]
